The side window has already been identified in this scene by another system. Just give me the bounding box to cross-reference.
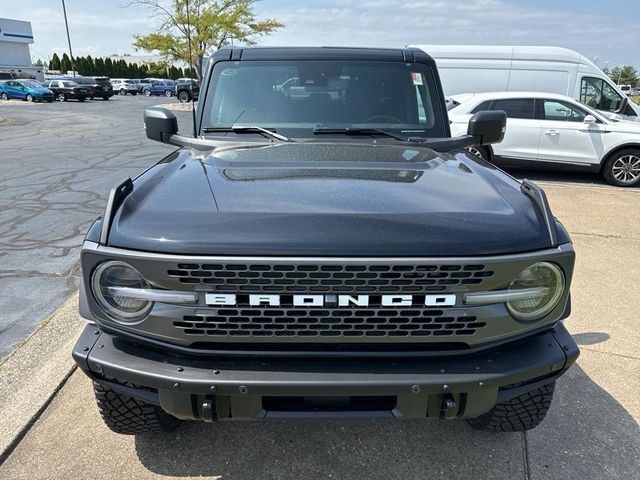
[542,100,587,122]
[470,100,492,113]
[492,98,535,119]
[580,77,623,112]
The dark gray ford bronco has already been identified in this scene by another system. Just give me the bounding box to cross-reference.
[73,47,578,434]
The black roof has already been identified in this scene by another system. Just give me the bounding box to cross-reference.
[211,46,435,65]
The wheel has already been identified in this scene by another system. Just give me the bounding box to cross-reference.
[467,382,555,432]
[93,381,179,435]
[26,94,34,102]
[78,97,85,102]
[144,90,151,97]
[164,89,172,97]
[602,148,640,187]
[0,92,8,100]
[178,91,190,103]
[102,96,109,100]
[120,88,126,95]
[131,92,137,96]
[57,93,66,102]
[466,146,491,162]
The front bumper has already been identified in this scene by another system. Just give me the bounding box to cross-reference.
[73,323,579,421]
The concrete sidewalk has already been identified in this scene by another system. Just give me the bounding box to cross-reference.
[0,182,638,479]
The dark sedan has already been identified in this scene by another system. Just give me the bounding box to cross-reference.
[43,79,90,102]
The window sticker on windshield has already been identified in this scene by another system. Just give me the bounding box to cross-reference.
[411,72,423,86]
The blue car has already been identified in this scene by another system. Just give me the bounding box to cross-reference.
[0,79,54,102]
[141,80,176,97]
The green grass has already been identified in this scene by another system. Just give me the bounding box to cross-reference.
[630,95,640,105]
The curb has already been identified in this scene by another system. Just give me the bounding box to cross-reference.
[0,293,84,464]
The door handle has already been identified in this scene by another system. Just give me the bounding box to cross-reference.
[545,129,559,136]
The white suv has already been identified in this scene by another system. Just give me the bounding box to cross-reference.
[448,91,640,187]
[110,79,138,96]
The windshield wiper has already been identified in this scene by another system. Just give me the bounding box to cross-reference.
[202,126,292,142]
[312,127,413,142]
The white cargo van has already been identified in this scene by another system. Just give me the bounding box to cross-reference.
[410,45,639,121]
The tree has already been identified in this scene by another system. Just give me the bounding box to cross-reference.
[49,53,61,71]
[129,0,283,79]
[608,65,639,87]
[61,53,72,74]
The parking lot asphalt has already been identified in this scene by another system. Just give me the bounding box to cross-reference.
[0,96,191,357]
[0,98,639,479]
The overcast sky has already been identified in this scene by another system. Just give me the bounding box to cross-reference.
[5,0,639,68]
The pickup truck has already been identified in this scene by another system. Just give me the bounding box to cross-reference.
[73,47,578,435]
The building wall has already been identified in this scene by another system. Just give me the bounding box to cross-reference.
[0,17,42,80]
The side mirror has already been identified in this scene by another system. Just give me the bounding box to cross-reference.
[144,108,178,143]
[615,96,629,114]
[467,110,507,146]
[583,115,597,125]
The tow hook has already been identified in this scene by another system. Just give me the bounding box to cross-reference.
[202,398,217,422]
[439,394,458,419]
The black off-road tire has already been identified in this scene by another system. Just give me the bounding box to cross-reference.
[93,381,179,434]
[466,382,555,432]
[178,91,190,103]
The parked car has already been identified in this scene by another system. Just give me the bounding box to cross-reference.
[142,80,176,97]
[448,91,640,187]
[134,78,150,92]
[42,79,90,102]
[0,79,53,102]
[410,45,640,122]
[73,46,580,436]
[0,72,14,80]
[175,79,199,103]
[110,79,138,96]
[68,76,114,100]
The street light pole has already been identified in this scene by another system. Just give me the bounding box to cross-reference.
[61,0,76,77]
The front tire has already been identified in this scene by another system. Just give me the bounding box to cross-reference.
[164,89,172,97]
[93,381,179,435]
[0,92,8,100]
[26,94,34,102]
[144,90,151,97]
[120,88,126,95]
[602,148,640,187]
[57,93,66,102]
[178,91,190,103]
[467,382,555,432]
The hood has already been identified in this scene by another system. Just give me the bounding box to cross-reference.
[108,142,553,256]
[30,87,52,94]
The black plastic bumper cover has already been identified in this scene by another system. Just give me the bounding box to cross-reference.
[73,323,579,420]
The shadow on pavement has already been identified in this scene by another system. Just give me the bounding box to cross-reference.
[572,332,610,346]
[527,364,640,479]
[134,365,638,480]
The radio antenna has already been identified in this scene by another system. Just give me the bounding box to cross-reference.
[186,0,197,138]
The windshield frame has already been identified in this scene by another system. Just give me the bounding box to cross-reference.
[199,59,449,141]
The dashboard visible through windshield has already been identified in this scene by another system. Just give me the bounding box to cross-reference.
[201,60,447,139]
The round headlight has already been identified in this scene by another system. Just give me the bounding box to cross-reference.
[91,261,152,323]
[506,262,565,321]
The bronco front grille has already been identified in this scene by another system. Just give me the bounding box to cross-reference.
[173,308,486,338]
[167,263,494,293]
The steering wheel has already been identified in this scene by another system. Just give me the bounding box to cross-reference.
[363,114,403,124]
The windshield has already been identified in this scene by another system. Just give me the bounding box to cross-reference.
[201,60,447,138]
[19,80,42,89]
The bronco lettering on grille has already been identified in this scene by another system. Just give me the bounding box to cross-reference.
[204,293,457,307]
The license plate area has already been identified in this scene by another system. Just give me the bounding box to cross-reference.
[261,395,397,418]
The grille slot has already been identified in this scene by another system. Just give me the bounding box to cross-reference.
[167,263,494,293]
[174,309,486,338]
